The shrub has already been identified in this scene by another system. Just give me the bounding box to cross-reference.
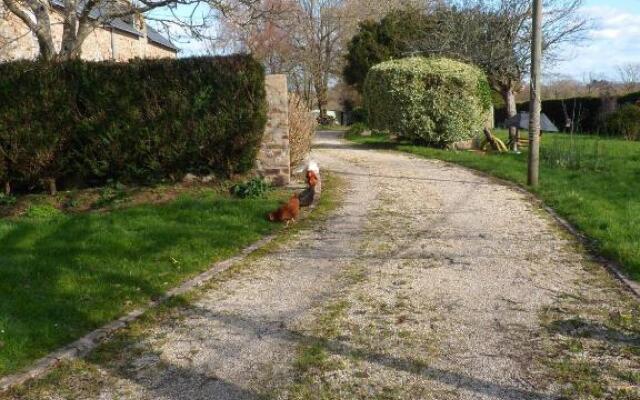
[93,181,129,209]
[230,177,271,199]
[0,55,267,194]
[23,203,62,220]
[620,91,640,106]
[364,57,491,146]
[343,10,436,93]
[349,107,368,125]
[348,123,368,136]
[605,104,640,140]
[289,94,317,168]
[0,193,16,206]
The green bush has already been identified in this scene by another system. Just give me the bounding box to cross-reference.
[343,10,436,93]
[23,203,63,220]
[349,107,368,125]
[364,57,491,146]
[348,123,368,136]
[230,177,272,199]
[0,193,16,206]
[620,91,640,105]
[605,104,640,140]
[0,55,267,193]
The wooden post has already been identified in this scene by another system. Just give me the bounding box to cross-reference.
[528,0,543,187]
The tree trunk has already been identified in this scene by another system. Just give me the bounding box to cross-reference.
[36,36,56,60]
[3,181,9,196]
[60,1,79,60]
[31,3,57,60]
[315,82,328,120]
[528,0,543,187]
[483,128,501,152]
[47,178,57,196]
[59,16,95,61]
[2,0,56,60]
[502,88,519,152]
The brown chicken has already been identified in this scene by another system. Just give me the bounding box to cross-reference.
[268,194,300,222]
[306,170,319,188]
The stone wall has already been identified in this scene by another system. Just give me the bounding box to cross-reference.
[257,74,291,186]
[0,12,38,60]
[145,42,175,59]
[80,27,115,61]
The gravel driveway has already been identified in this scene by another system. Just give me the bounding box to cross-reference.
[7,131,638,400]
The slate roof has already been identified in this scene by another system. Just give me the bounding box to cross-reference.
[504,111,559,132]
[146,25,177,50]
[49,0,178,51]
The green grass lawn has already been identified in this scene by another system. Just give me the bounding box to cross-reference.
[346,130,640,280]
[318,125,349,131]
[0,187,287,376]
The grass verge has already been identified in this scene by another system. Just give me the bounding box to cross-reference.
[0,184,288,376]
[346,130,640,281]
[317,125,349,132]
[1,173,346,397]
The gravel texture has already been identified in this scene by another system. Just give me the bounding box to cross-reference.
[5,131,638,400]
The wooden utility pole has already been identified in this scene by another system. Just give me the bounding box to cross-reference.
[528,0,543,187]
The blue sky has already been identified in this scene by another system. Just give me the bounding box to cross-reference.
[163,0,639,82]
[551,0,640,80]
[588,0,640,13]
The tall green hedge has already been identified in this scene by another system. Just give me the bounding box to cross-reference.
[495,97,602,133]
[495,90,640,134]
[605,104,640,140]
[364,57,491,146]
[619,91,640,105]
[0,55,267,193]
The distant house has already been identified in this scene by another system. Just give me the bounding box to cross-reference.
[0,0,178,62]
[312,100,347,125]
[311,109,346,125]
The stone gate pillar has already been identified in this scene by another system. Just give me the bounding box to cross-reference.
[257,74,290,186]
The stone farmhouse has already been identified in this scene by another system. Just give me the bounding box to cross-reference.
[0,0,178,61]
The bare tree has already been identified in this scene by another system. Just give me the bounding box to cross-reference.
[412,0,587,151]
[618,63,640,93]
[290,0,417,117]
[216,0,421,116]
[293,0,344,118]
[0,0,271,60]
[214,0,295,70]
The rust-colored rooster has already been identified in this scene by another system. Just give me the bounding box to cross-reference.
[268,194,300,223]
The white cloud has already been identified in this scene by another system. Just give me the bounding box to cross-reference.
[551,5,640,80]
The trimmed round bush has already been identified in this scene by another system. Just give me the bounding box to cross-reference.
[364,57,491,146]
